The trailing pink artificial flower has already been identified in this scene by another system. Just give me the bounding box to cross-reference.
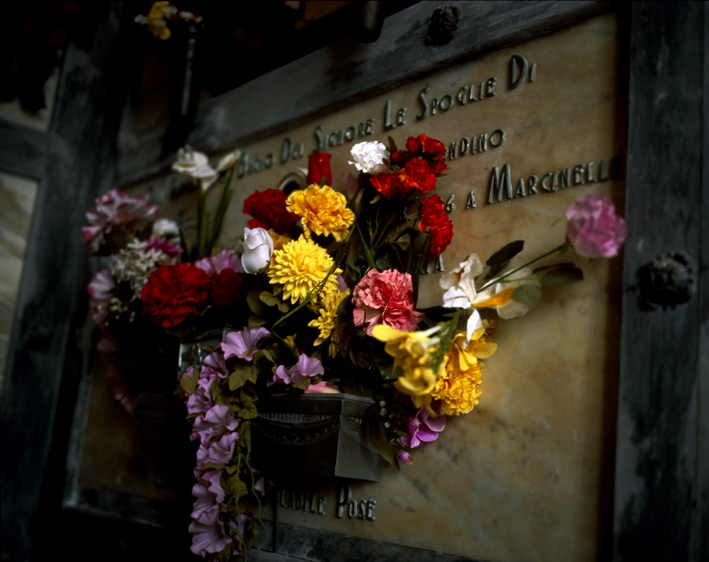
[188,505,232,557]
[190,469,225,522]
[196,432,239,468]
[191,404,239,444]
[269,354,324,386]
[82,189,159,253]
[201,351,229,379]
[352,269,422,336]
[186,374,216,416]
[221,327,269,362]
[566,193,627,258]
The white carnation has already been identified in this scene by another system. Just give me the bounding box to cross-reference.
[349,141,389,175]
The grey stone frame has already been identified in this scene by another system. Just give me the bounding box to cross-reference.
[1,2,706,561]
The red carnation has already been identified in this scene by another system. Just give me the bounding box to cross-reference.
[400,159,438,194]
[370,172,402,198]
[243,189,299,234]
[419,194,453,256]
[141,264,211,329]
[211,268,242,307]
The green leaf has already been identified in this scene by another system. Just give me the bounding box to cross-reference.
[486,240,524,268]
[228,364,258,391]
[247,288,266,315]
[292,380,311,391]
[542,266,584,286]
[532,262,575,273]
[236,389,258,420]
[259,291,289,313]
[511,285,542,308]
[363,405,399,468]
[485,240,525,280]
[180,372,198,395]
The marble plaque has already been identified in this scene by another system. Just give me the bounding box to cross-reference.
[212,13,626,562]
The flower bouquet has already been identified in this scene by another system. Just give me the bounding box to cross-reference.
[83,134,627,560]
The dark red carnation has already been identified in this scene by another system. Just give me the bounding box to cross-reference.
[243,189,299,234]
[141,264,211,329]
[307,153,333,185]
[419,194,454,256]
[210,268,242,307]
[400,159,438,194]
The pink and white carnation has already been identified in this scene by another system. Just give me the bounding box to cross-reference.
[146,236,182,258]
[82,189,159,253]
[269,354,324,386]
[87,268,116,327]
[352,269,422,336]
[111,238,173,299]
[195,249,243,276]
[191,404,239,444]
[221,327,269,361]
[566,193,627,258]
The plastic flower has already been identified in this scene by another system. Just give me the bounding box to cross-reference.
[419,194,453,256]
[243,188,299,234]
[400,159,438,194]
[239,227,274,274]
[194,249,243,276]
[349,141,390,175]
[352,269,422,336]
[196,431,239,468]
[474,267,541,320]
[269,354,324,386]
[185,372,215,416]
[172,145,217,184]
[191,404,239,444]
[140,263,211,328]
[88,268,116,327]
[372,324,442,411]
[433,327,497,415]
[82,189,159,253]
[440,253,483,308]
[566,193,627,258]
[308,289,350,357]
[190,469,225,523]
[267,235,342,304]
[307,153,333,185]
[305,381,341,394]
[221,327,270,361]
[286,184,355,241]
[400,406,446,449]
[189,505,232,557]
[111,238,173,299]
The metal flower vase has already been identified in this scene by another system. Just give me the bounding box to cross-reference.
[252,393,383,482]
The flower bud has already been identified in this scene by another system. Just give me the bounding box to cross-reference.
[239,227,274,274]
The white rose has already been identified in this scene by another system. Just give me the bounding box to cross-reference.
[349,141,390,175]
[239,228,274,274]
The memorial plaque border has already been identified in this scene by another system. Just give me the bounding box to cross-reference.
[0,2,706,561]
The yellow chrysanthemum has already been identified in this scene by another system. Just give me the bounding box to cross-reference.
[308,289,350,357]
[433,325,497,415]
[146,2,172,39]
[286,184,355,241]
[267,235,342,304]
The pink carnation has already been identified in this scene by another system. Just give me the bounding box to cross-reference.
[352,269,422,335]
[566,193,627,258]
[194,249,243,276]
[87,268,116,327]
[82,189,159,253]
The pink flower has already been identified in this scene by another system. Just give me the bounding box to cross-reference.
[194,249,243,276]
[201,351,229,379]
[352,269,423,336]
[397,450,413,465]
[82,189,159,253]
[400,406,446,449]
[146,236,182,258]
[191,404,238,444]
[186,374,216,416]
[221,327,269,361]
[566,193,627,258]
[189,505,232,557]
[305,381,341,394]
[269,354,324,386]
[196,432,238,468]
[190,469,225,521]
[87,269,116,327]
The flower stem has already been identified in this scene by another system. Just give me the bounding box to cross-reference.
[478,241,570,292]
